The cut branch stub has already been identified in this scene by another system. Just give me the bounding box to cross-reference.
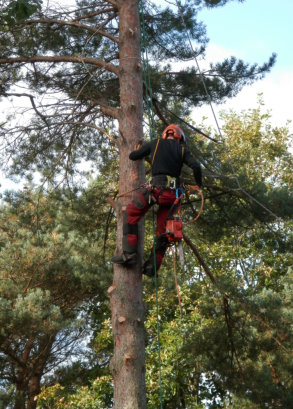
[107,285,116,295]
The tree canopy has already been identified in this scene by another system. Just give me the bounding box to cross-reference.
[0,0,276,183]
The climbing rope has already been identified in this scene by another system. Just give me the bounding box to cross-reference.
[137,1,225,404]
[138,0,156,139]
[171,246,183,319]
[138,1,163,407]
[117,182,148,199]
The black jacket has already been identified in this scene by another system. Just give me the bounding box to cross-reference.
[129,138,202,187]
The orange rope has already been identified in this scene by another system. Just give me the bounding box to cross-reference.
[151,138,160,166]
[171,246,183,319]
[117,182,148,198]
[183,187,204,225]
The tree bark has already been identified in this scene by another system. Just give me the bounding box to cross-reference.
[14,367,26,409]
[109,1,146,408]
[27,374,41,409]
[14,338,34,409]
[27,336,54,409]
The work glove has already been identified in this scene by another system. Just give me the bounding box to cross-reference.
[188,184,202,193]
[133,142,142,151]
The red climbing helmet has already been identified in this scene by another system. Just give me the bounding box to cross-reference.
[162,124,186,144]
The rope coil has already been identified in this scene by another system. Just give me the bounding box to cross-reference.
[183,187,204,225]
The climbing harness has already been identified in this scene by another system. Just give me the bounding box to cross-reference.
[151,138,160,166]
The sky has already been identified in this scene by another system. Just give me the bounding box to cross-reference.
[194,0,293,132]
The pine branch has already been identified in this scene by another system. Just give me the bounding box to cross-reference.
[71,8,116,22]
[182,233,216,284]
[3,92,49,126]
[104,0,118,8]
[24,18,119,44]
[0,56,119,76]
[61,121,119,142]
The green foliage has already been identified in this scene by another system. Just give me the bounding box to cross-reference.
[37,377,112,409]
[1,0,42,25]
[140,227,293,408]
[0,184,114,408]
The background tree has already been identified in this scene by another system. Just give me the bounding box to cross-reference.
[0,185,113,409]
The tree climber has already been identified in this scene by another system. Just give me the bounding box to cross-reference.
[111,124,203,277]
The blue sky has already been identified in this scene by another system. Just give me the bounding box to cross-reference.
[194,0,293,132]
[199,0,292,70]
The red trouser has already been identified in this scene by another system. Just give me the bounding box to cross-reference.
[123,186,177,271]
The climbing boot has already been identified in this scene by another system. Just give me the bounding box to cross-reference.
[111,252,137,266]
[142,260,155,277]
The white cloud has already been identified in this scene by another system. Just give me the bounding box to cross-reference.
[194,44,293,133]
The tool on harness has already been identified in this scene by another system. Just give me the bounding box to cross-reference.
[165,216,183,242]
[163,188,185,268]
[147,186,157,205]
[164,188,184,243]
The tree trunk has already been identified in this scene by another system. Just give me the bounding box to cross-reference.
[27,374,41,409]
[14,367,26,409]
[109,0,146,408]
[27,335,55,409]
[14,339,34,409]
